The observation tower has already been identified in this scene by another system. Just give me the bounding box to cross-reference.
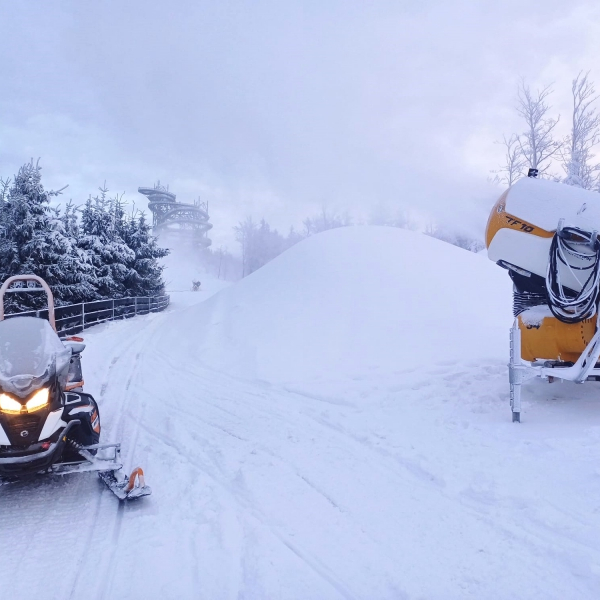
[138,182,212,247]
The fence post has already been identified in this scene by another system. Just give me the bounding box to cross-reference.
[134,297,137,316]
[81,303,85,332]
[112,299,115,321]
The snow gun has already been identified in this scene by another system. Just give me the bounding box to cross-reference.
[486,176,600,421]
[0,275,151,499]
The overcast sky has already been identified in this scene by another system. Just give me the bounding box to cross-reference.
[2,1,600,248]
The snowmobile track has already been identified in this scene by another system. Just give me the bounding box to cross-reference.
[62,313,168,600]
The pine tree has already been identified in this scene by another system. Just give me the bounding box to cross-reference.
[77,187,169,299]
[77,187,135,299]
[122,211,169,296]
[0,161,91,311]
[0,165,170,309]
[44,205,97,305]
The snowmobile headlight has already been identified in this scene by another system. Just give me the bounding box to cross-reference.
[0,394,23,414]
[25,388,49,412]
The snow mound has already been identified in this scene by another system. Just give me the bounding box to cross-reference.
[164,226,513,383]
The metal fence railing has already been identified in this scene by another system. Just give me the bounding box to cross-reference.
[5,294,170,336]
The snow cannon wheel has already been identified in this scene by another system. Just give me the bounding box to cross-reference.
[512,411,521,423]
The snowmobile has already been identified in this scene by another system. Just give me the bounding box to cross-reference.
[0,275,151,500]
[486,174,600,422]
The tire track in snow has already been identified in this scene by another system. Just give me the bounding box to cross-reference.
[66,313,169,600]
[149,350,449,499]
[133,346,419,597]
[140,349,599,599]
[94,333,162,600]
[136,418,360,600]
[0,324,149,599]
[63,328,142,599]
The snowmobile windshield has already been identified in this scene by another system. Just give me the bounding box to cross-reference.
[0,317,70,396]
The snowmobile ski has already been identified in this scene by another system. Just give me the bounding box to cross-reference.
[99,467,152,501]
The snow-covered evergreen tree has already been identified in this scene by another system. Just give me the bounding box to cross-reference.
[77,187,135,299]
[77,187,169,299]
[121,211,169,296]
[0,165,169,310]
[0,161,93,311]
[45,205,97,305]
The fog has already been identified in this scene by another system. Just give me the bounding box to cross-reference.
[2,0,600,248]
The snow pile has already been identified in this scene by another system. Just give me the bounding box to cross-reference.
[520,304,553,326]
[164,226,513,383]
[506,176,600,231]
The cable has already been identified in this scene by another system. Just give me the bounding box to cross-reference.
[546,225,600,323]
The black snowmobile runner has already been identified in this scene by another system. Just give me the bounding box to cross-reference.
[0,275,150,500]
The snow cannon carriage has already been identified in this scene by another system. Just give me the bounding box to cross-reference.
[486,177,600,422]
[0,275,151,499]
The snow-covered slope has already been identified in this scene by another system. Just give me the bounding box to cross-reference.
[160,236,230,296]
[160,238,231,308]
[2,226,600,600]
[161,226,513,383]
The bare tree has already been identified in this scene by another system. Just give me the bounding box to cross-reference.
[303,206,352,236]
[234,217,288,277]
[562,71,600,190]
[516,80,561,176]
[491,134,526,186]
[424,222,484,252]
[368,202,393,226]
[233,216,256,277]
[215,246,225,279]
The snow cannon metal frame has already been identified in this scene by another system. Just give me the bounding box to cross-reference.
[487,179,600,422]
[0,275,151,500]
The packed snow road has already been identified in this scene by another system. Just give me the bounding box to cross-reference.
[2,228,600,599]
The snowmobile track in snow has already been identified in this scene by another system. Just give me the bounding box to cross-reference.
[62,313,168,600]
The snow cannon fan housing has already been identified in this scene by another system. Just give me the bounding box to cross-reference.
[486,177,600,363]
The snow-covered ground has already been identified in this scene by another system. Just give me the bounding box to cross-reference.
[2,226,600,599]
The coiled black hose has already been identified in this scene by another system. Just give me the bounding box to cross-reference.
[546,226,600,324]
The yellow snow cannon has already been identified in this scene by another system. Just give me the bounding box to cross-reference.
[486,176,600,422]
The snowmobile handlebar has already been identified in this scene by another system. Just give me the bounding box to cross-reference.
[0,275,56,331]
